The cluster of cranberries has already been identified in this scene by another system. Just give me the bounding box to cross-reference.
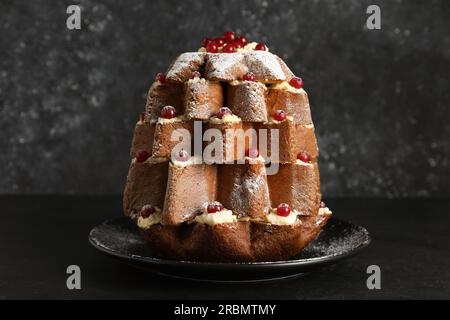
[202,31,266,53]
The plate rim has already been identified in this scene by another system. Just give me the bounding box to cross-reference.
[88,217,371,269]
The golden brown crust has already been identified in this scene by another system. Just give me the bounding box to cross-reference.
[267,161,321,216]
[130,121,156,157]
[217,161,271,219]
[258,119,319,163]
[152,120,194,158]
[123,158,169,216]
[162,162,218,225]
[146,83,184,122]
[227,82,268,122]
[267,87,312,125]
[204,51,291,82]
[204,121,256,163]
[184,80,224,120]
[166,52,208,83]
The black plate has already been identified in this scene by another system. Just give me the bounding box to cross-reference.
[89,217,370,282]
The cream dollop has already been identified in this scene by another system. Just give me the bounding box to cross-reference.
[195,209,237,226]
[319,207,332,216]
[271,81,304,94]
[157,115,185,124]
[265,208,300,225]
[137,209,162,229]
[209,114,241,124]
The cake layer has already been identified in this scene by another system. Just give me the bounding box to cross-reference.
[205,118,255,163]
[146,81,312,125]
[162,161,218,225]
[205,51,292,82]
[123,157,169,217]
[140,210,331,262]
[217,158,271,219]
[227,81,268,122]
[152,117,194,158]
[184,78,224,120]
[146,82,184,122]
[130,119,156,157]
[267,85,312,125]
[258,118,319,162]
[166,52,207,83]
[267,160,321,217]
[166,51,293,83]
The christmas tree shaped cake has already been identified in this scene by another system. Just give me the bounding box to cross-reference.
[123,32,332,262]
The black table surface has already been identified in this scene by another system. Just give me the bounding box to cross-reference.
[0,196,449,299]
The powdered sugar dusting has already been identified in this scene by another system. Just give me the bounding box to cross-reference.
[166,52,207,82]
[229,164,271,218]
[245,51,286,81]
[205,51,288,81]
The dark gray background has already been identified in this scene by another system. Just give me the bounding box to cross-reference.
[1,0,449,197]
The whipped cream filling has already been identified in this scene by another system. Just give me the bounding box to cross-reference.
[195,209,237,226]
[319,207,332,216]
[238,42,268,52]
[171,155,202,167]
[137,208,162,229]
[157,115,185,124]
[295,159,314,166]
[210,113,241,124]
[271,81,304,93]
[188,77,207,84]
[265,208,300,225]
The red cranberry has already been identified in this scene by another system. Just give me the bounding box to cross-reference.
[246,148,259,159]
[160,106,177,119]
[222,44,236,53]
[140,205,156,218]
[277,203,291,217]
[207,202,224,213]
[155,73,166,83]
[201,37,210,48]
[297,151,311,163]
[139,112,146,122]
[216,107,232,119]
[223,31,235,43]
[274,110,287,122]
[255,43,266,51]
[235,36,248,47]
[234,41,244,49]
[190,71,201,79]
[136,150,150,163]
[177,149,190,162]
[206,42,218,53]
[214,37,225,47]
[320,201,326,208]
[289,76,304,89]
[243,72,256,81]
